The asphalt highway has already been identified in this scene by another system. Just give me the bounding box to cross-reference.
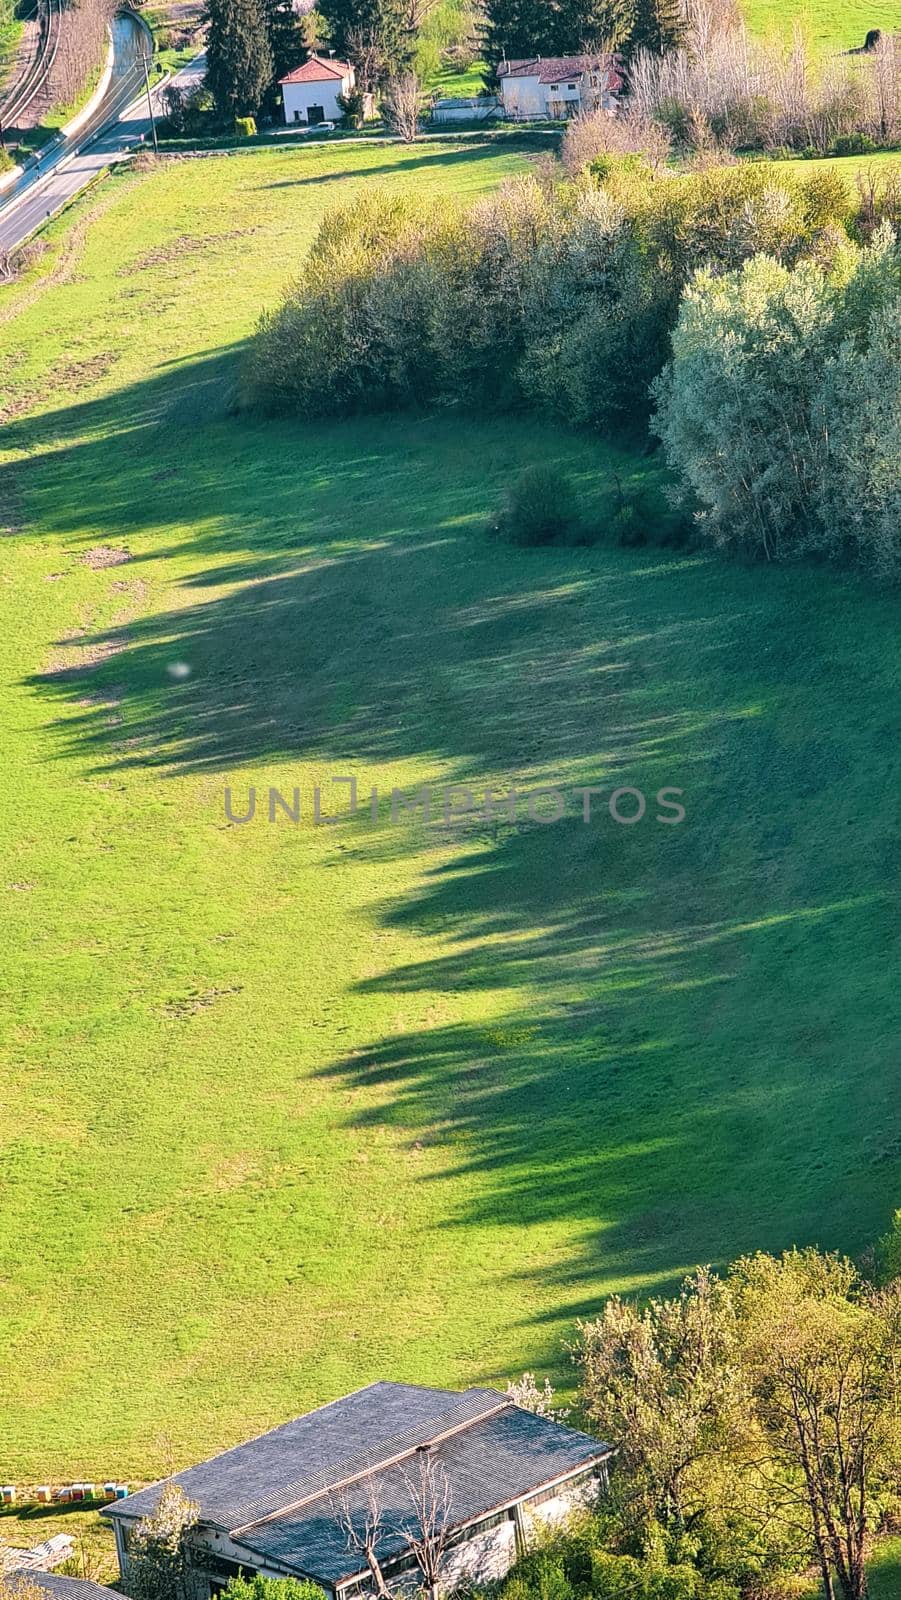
[0,24,204,253]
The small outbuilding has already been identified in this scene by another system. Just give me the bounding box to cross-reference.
[104,1381,614,1600]
[280,55,356,125]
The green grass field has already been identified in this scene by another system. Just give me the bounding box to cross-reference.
[0,138,899,1501]
[743,0,901,49]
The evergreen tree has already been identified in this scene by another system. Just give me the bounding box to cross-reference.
[627,0,685,55]
[561,0,633,49]
[319,0,412,85]
[205,0,274,119]
[265,0,306,86]
[479,0,562,71]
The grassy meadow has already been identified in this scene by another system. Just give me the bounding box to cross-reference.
[742,0,901,49]
[0,136,899,1498]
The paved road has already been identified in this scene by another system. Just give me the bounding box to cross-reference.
[0,25,205,252]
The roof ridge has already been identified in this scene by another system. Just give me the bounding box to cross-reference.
[227,1389,510,1537]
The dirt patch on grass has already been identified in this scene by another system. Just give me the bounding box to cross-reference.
[81,545,130,569]
[43,636,125,678]
[109,577,150,603]
[163,985,243,1019]
[125,229,254,272]
[0,351,118,421]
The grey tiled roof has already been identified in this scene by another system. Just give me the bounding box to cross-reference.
[105,1382,612,1588]
[239,1403,611,1584]
[106,1385,506,1530]
[6,1576,119,1600]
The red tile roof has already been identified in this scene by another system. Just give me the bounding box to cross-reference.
[498,53,616,85]
[279,55,352,84]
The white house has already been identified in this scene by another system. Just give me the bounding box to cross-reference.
[104,1382,613,1600]
[280,55,356,125]
[497,54,622,120]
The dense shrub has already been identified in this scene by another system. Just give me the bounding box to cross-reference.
[243,191,444,413]
[245,162,900,580]
[489,465,581,545]
[235,115,257,136]
[245,161,859,429]
[221,1577,326,1600]
[652,225,901,572]
[493,1524,741,1600]
[561,110,671,177]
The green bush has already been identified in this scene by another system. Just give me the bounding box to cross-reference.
[245,163,897,581]
[221,1577,326,1600]
[494,1526,741,1600]
[878,1210,901,1282]
[337,87,365,127]
[0,147,14,174]
[245,163,864,431]
[234,115,257,137]
[652,225,901,574]
[502,1551,576,1600]
[489,465,581,546]
[832,132,878,156]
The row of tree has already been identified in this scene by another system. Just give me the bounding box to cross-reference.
[204,0,306,121]
[202,0,690,123]
[573,1247,901,1600]
[202,0,420,120]
[481,0,687,73]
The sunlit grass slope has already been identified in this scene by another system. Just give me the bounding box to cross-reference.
[0,140,898,1485]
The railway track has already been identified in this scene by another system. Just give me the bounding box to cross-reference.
[0,0,62,138]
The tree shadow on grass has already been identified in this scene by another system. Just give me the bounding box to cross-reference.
[313,810,897,1382]
[255,136,558,189]
[13,346,901,1358]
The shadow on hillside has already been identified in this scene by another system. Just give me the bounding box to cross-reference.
[12,344,901,1348]
[256,138,554,189]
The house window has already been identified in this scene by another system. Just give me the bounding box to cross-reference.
[567,82,576,88]
[549,82,559,89]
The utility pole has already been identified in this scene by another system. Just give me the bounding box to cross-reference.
[141,50,159,153]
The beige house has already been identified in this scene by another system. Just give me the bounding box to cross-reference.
[497,55,622,120]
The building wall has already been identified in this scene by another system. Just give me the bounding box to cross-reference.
[523,1468,605,1533]
[540,76,582,118]
[499,76,545,117]
[502,71,619,120]
[441,1517,518,1589]
[282,75,351,124]
[431,100,498,122]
